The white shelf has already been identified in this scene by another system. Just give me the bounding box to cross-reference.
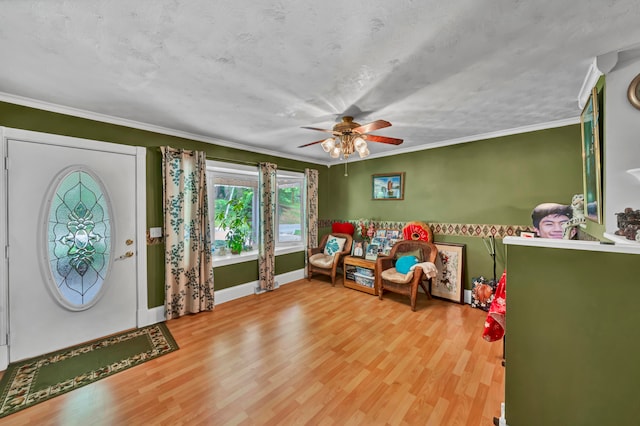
[603,232,640,246]
[503,236,640,254]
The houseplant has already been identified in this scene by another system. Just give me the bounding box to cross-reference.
[215,196,251,254]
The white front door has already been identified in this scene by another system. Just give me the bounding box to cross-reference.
[6,133,141,362]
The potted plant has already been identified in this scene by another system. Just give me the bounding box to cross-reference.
[215,196,251,254]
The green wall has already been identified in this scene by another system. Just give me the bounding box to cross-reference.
[0,101,327,307]
[1,100,586,302]
[325,125,584,288]
[506,244,640,425]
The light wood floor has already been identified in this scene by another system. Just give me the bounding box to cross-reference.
[1,278,504,425]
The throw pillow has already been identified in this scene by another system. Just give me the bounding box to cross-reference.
[396,255,419,274]
[332,222,355,235]
[324,236,347,256]
[394,249,423,262]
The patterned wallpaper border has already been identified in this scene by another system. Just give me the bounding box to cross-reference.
[320,219,536,239]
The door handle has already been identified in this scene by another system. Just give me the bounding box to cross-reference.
[115,251,134,261]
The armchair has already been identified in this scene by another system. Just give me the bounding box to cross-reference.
[307,233,353,286]
[375,240,438,311]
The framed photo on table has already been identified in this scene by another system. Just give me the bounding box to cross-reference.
[351,241,365,258]
[365,243,379,261]
[432,242,465,304]
[372,172,405,200]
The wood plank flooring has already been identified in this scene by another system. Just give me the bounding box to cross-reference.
[1,278,504,425]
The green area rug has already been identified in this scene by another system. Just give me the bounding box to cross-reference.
[0,323,178,418]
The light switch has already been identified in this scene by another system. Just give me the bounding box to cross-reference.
[150,227,163,238]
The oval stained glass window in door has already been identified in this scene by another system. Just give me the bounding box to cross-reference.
[47,169,111,310]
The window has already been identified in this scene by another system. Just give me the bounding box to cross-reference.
[206,161,306,265]
[206,162,259,257]
[276,170,304,245]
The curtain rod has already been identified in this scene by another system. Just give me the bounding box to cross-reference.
[206,155,308,173]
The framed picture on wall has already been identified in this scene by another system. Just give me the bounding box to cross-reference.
[580,86,603,224]
[431,242,465,304]
[372,172,405,200]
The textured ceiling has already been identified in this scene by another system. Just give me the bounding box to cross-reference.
[1,1,640,165]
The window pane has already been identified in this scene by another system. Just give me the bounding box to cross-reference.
[213,184,255,250]
[278,181,302,242]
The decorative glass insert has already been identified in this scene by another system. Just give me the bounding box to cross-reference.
[47,170,111,308]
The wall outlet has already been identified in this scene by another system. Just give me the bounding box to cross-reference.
[150,227,163,238]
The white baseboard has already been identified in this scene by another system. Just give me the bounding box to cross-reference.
[464,289,472,304]
[215,268,305,304]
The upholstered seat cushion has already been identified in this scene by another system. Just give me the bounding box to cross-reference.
[309,253,335,268]
[380,267,414,284]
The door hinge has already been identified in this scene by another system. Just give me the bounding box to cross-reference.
[4,156,8,171]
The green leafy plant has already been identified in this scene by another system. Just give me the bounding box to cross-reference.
[215,197,252,254]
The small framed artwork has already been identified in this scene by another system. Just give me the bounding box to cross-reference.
[372,172,405,200]
[580,86,602,224]
[365,243,379,261]
[351,241,365,258]
[431,242,465,304]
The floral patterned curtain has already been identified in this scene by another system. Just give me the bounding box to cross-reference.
[305,168,319,277]
[161,146,215,319]
[258,162,277,291]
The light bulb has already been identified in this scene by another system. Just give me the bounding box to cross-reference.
[321,137,335,152]
[354,137,366,150]
[330,146,341,158]
[358,147,370,158]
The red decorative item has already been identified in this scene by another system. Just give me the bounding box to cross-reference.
[402,221,433,242]
[332,222,355,236]
[483,270,506,342]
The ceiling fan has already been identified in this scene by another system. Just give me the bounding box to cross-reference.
[298,116,403,160]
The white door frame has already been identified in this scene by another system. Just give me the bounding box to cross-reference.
[0,127,150,370]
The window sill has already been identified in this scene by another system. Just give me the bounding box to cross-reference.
[212,244,305,267]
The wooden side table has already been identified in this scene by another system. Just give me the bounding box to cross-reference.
[343,256,378,295]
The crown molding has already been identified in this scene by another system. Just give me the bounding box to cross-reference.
[0,92,330,167]
[577,58,603,110]
[327,116,580,165]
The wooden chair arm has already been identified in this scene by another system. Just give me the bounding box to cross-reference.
[309,247,323,257]
[376,256,394,271]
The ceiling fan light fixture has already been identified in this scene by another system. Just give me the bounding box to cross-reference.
[299,116,402,162]
[358,146,370,158]
[321,137,335,152]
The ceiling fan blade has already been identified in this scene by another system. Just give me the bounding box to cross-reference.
[352,120,391,134]
[298,139,326,148]
[363,134,404,145]
[301,126,339,135]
